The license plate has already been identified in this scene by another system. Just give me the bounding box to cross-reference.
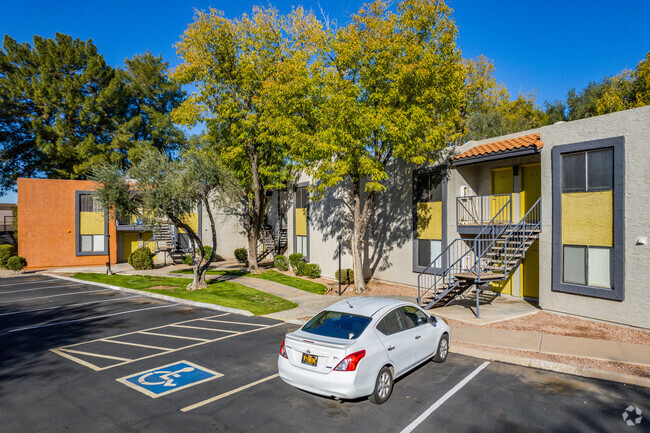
[301,353,318,366]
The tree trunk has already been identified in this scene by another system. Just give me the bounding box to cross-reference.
[246,150,264,274]
[352,178,368,293]
[168,214,207,291]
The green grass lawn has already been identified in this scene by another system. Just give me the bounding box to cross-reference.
[71,273,297,315]
[170,268,328,295]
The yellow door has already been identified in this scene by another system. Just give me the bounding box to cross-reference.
[521,240,539,299]
[490,167,513,224]
[142,232,158,261]
[521,164,541,216]
[122,232,139,262]
[519,164,541,299]
[490,167,514,295]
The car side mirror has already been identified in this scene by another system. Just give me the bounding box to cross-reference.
[429,316,437,326]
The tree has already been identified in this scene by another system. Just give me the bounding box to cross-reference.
[0,34,185,195]
[172,7,316,272]
[290,0,467,292]
[92,145,239,290]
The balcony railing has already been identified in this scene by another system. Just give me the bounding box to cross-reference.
[457,194,511,227]
[1,216,15,232]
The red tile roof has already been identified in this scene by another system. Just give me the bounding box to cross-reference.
[453,133,543,161]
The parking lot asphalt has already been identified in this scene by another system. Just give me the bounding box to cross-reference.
[1,276,647,433]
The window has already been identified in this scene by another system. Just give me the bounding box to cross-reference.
[302,311,371,340]
[562,149,613,193]
[418,239,442,268]
[76,192,107,255]
[416,172,442,203]
[551,136,624,301]
[296,186,308,209]
[401,306,429,328]
[296,236,307,255]
[562,245,613,289]
[376,309,406,336]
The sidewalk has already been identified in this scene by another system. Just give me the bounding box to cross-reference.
[42,264,650,386]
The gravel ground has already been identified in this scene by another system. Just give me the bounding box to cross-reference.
[482,311,650,346]
[455,341,650,378]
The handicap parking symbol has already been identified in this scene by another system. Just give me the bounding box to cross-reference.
[117,361,222,398]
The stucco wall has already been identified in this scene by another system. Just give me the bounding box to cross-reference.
[17,178,117,268]
[539,105,650,329]
[201,203,247,260]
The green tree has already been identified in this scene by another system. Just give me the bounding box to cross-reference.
[172,7,316,272]
[0,34,185,195]
[92,145,239,290]
[290,0,467,292]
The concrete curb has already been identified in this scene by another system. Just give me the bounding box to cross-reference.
[45,273,254,317]
[450,345,650,389]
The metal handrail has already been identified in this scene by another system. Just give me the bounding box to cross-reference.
[457,194,511,226]
[496,198,542,275]
[418,196,512,305]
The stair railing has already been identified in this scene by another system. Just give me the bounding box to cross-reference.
[495,198,542,276]
[418,195,512,306]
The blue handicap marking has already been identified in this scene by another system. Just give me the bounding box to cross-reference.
[118,361,222,398]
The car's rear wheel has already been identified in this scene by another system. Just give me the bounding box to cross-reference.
[433,333,449,363]
[368,366,393,404]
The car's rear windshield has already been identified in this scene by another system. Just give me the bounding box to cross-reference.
[302,311,371,340]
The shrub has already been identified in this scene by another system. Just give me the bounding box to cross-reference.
[274,255,289,271]
[183,254,193,265]
[302,263,321,279]
[295,260,307,276]
[6,255,27,271]
[234,248,248,264]
[0,244,17,268]
[128,247,154,270]
[202,246,213,260]
[289,253,304,272]
[335,268,354,284]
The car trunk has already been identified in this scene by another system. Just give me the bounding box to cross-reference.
[285,331,355,374]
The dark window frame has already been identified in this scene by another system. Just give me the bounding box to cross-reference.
[412,168,447,274]
[75,191,109,256]
[552,137,624,301]
[293,183,310,262]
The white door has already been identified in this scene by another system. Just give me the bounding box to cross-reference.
[401,306,438,364]
[375,308,414,376]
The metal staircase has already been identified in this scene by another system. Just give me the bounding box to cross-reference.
[142,224,178,256]
[417,197,541,316]
[257,224,288,262]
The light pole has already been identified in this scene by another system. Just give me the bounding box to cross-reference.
[337,235,342,296]
[106,233,113,275]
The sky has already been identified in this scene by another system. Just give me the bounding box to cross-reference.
[1,0,649,203]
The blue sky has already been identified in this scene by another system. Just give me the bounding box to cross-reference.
[1,0,649,203]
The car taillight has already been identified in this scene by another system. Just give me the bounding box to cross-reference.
[280,339,288,358]
[333,350,366,371]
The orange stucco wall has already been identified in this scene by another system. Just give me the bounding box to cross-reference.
[17,178,117,269]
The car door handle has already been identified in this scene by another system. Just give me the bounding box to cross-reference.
[387,345,395,351]
[415,335,421,340]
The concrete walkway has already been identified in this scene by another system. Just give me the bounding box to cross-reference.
[39,264,650,381]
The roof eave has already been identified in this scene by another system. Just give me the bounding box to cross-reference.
[451,146,541,167]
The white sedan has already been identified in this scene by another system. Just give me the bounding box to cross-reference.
[277,297,450,404]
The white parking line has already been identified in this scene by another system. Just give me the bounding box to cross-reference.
[101,339,175,351]
[0,289,107,304]
[52,321,284,371]
[0,279,58,287]
[0,295,140,317]
[181,374,279,412]
[200,319,266,327]
[140,331,210,342]
[5,304,179,333]
[400,362,490,433]
[170,324,240,333]
[1,283,84,294]
[59,348,132,362]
